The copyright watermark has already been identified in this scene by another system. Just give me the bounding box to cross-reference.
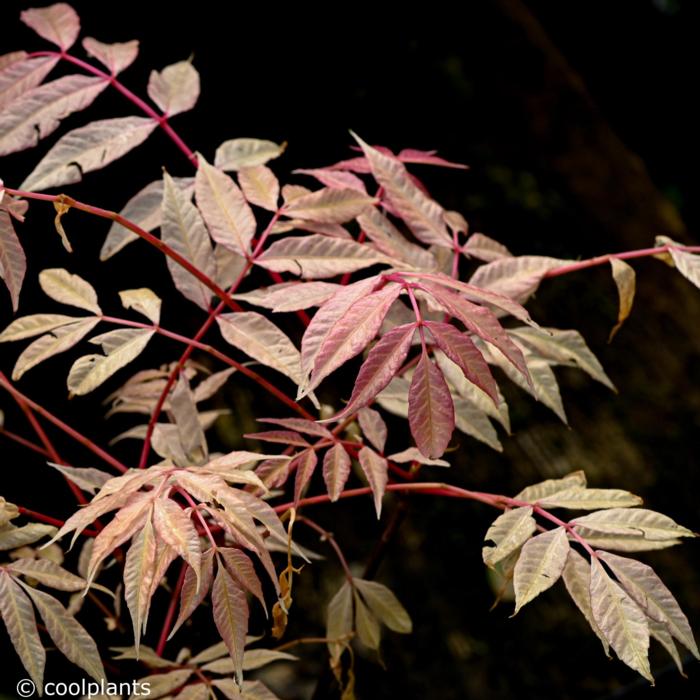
[16,678,151,698]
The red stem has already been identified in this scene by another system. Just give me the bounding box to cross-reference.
[156,561,188,656]
[28,50,198,167]
[0,372,128,473]
[0,427,52,458]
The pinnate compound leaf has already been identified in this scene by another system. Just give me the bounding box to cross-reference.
[482,507,536,568]
[331,323,416,421]
[20,582,104,682]
[572,508,695,541]
[238,165,279,212]
[514,471,587,503]
[195,154,256,257]
[124,519,157,651]
[119,288,162,325]
[0,211,26,311]
[67,328,155,395]
[21,4,80,49]
[217,312,303,385]
[215,138,285,171]
[21,115,157,191]
[358,407,387,453]
[256,234,384,279]
[597,551,699,659]
[352,132,452,248]
[12,317,100,380]
[538,488,642,510]
[39,268,101,314]
[0,55,59,110]
[408,351,455,459]
[82,37,139,75]
[283,187,376,224]
[589,558,653,682]
[322,443,352,502]
[512,527,569,614]
[162,171,217,310]
[212,563,249,687]
[0,75,107,156]
[326,581,353,668]
[101,177,194,260]
[609,259,636,340]
[153,498,202,588]
[305,283,402,395]
[562,549,610,656]
[0,571,45,694]
[148,60,199,116]
[358,446,388,518]
[353,578,412,633]
[7,558,86,591]
[170,549,215,639]
[469,255,570,304]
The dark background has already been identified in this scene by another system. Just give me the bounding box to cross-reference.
[1,1,699,698]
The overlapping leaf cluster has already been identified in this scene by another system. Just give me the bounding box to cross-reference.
[0,3,698,696]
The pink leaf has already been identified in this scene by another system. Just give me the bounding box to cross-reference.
[325,155,372,173]
[219,547,267,613]
[21,4,80,50]
[0,75,108,156]
[293,448,319,505]
[170,549,215,639]
[352,132,452,248]
[421,282,531,385]
[258,417,334,440]
[148,60,199,116]
[408,351,455,458]
[423,321,499,404]
[212,562,249,687]
[294,168,368,193]
[0,55,59,110]
[82,37,139,76]
[358,446,389,518]
[232,281,340,313]
[244,430,310,448]
[153,498,202,588]
[0,211,26,311]
[358,407,388,453]
[282,187,377,224]
[322,443,352,501]
[398,148,469,169]
[305,283,402,395]
[332,322,416,421]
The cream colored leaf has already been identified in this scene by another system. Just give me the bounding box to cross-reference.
[515,471,587,503]
[453,395,503,452]
[0,523,56,551]
[512,527,569,614]
[238,165,279,212]
[148,61,199,116]
[589,558,653,681]
[0,210,26,311]
[124,519,157,652]
[657,235,700,290]
[195,154,256,257]
[358,446,388,518]
[8,557,86,591]
[353,578,412,633]
[130,669,193,700]
[67,328,155,395]
[649,619,685,675]
[232,282,340,313]
[20,581,104,681]
[0,571,45,693]
[387,447,449,467]
[169,550,216,639]
[119,288,162,325]
[21,116,157,191]
[0,313,79,342]
[326,581,353,668]
[462,233,512,262]
[240,648,297,671]
[572,531,683,553]
[47,463,111,494]
[283,187,377,224]
[162,171,217,310]
[538,488,642,510]
[609,258,636,340]
[214,244,248,288]
[0,55,58,111]
[170,374,207,463]
[598,551,699,659]
[153,498,202,587]
[572,508,695,541]
[562,549,610,656]
[215,138,285,171]
[39,268,101,314]
[482,507,536,568]
[217,312,303,385]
